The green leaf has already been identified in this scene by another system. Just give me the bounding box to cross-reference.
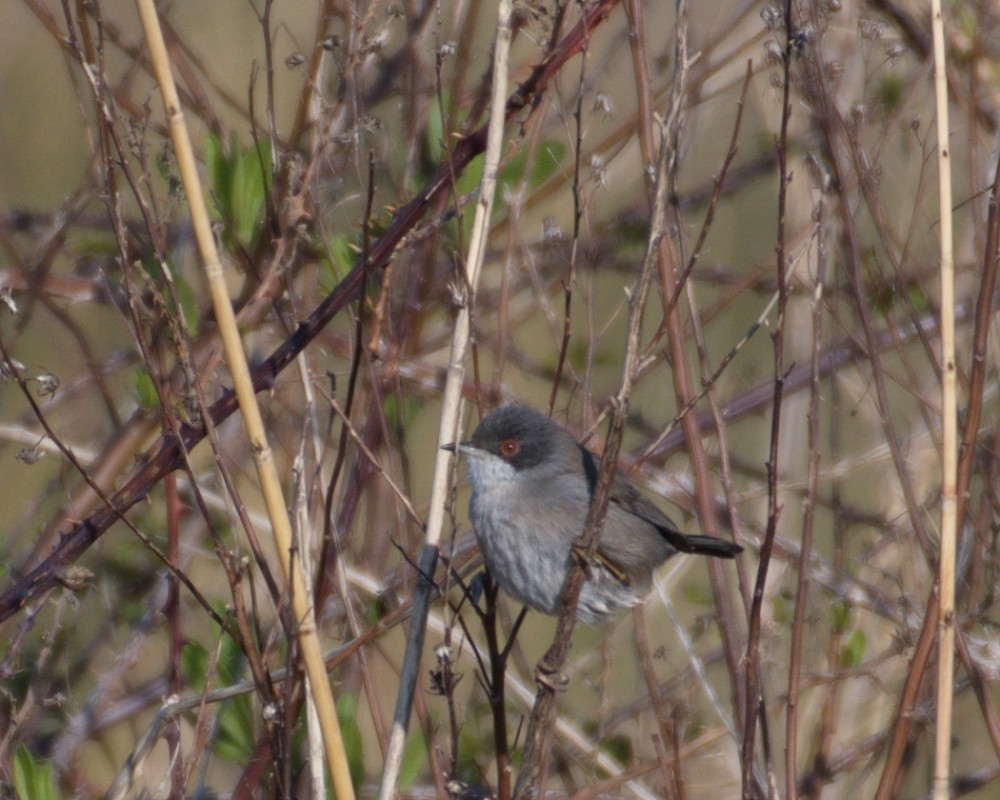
[320,232,359,291]
[426,93,446,164]
[532,141,566,186]
[214,694,255,762]
[230,142,270,246]
[363,593,392,625]
[383,395,421,438]
[907,281,929,312]
[497,140,566,191]
[208,631,255,761]
[169,268,199,334]
[839,628,867,669]
[204,133,228,217]
[601,733,634,765]
[397,727,427,790]
[879,72,904,113]
[203,133,272,249]
[132,367,159,410]
[181,641,209,691]
[831,600,852,635]
[185,630,258,763]
[13,745,59,800]
[217,628,246,686]
[336,693,365,794]
[771,592,791,625]
[456,153,485,197]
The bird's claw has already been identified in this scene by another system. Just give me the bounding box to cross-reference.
[571,542,627,584]
[570,542,597,573]
[535,662,568,691]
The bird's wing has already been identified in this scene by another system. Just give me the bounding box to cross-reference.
[609,473,743,559]
[577,444,742,560]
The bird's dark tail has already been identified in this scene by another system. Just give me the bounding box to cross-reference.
[667,532,742,559]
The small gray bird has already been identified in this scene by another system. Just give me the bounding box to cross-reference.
[445,404,741,624]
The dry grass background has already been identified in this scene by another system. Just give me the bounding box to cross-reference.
[0,1,997,799]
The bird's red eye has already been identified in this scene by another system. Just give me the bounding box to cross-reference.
[499,438,520,457]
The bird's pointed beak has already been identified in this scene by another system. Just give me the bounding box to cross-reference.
[441,440,471,455]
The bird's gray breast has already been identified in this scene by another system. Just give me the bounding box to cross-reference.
[467,458,645,623]
[468,459,574,616]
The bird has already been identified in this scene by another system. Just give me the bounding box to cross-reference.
[444,404,742,624]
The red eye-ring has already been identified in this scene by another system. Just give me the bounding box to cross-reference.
[499,438,520,457]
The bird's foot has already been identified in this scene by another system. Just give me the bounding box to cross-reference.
[535,661,568,691]
[571,542,627,584]
[570,542,598,575]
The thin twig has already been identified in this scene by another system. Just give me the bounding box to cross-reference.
[547,19,589,413]
[785,180,828,797]
[742,1,794,795]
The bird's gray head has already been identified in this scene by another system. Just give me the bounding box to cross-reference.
[444,405,580,486]
[466,405,558,465]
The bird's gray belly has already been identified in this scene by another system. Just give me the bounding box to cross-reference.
[472,508,641,624]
